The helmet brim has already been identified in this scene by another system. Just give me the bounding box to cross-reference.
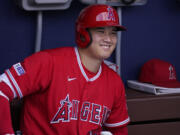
[114,25,127,31]
[85,23,127,31]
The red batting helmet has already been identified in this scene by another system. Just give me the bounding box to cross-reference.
[75,4,126,48]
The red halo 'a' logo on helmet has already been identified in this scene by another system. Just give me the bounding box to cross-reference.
[107,7,115,21]
[96,7,115,22]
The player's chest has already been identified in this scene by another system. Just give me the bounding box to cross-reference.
[50,74,113,114]
[49,79,113,126]
[51,64,112,103]
[51,74,114,106]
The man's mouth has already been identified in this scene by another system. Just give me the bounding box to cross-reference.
[100,44,111,49]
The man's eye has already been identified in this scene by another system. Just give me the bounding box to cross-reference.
[97,30,104,33]
[112,31,117,35]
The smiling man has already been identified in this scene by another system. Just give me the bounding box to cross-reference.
[0,4,130,135]
[78,27,118,72]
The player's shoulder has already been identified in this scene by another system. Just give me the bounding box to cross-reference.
[102,62,122,81]
[102,63,125,94]
[103,62,118,76]
[25,47,75,63]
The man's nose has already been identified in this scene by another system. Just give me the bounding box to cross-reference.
[104,34,111,42]
[103,33,112,42]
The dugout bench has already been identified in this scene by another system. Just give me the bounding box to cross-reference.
[126,88,180,135]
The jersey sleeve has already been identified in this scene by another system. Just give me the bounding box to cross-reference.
[3,51,53,99]
[104,77,130,129]
[0,92,14,134]
[0,51,53,134]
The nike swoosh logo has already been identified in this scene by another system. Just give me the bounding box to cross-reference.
[68,77,76,81]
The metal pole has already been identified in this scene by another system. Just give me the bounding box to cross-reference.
[35,11,43,52]
[116,7,122,75]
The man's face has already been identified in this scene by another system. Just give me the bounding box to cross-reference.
[87,26,118,60]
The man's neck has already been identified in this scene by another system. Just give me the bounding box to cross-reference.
[78,47,102,73]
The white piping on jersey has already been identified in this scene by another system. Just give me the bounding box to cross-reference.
[74,47,102,82]
[6,69,23,98]
[0,73,17,98]
[104,117,130,127]
[0,91,9,101]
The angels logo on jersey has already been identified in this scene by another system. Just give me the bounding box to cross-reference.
[50,94,111,126]
[51,94,72,123]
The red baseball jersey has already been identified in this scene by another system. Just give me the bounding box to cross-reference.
[1,47,129,135]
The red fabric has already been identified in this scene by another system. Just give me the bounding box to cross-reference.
[0,96,14,134]
[87,127,102,135]
[139,59,180,88]
[1,47,129,135]
[0,81,14,101]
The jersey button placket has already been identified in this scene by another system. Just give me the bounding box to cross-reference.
[78,81,91,135]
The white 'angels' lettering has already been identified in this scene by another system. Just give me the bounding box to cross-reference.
[51,94,111,126]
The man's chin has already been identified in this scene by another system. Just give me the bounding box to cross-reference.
[101,54,111,60]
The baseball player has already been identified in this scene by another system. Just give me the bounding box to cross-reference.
[0,4,130,135]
